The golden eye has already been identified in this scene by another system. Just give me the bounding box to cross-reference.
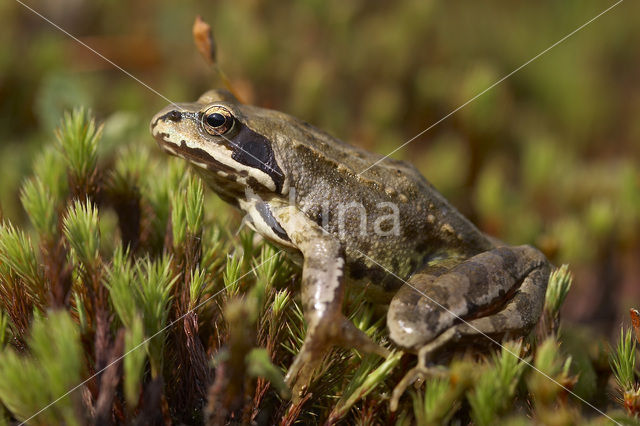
[202,106,234,135]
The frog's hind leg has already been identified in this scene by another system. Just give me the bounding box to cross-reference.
[390,272,546,410]
[388,245,550,411]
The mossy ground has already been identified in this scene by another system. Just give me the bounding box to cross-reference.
[0,110,637,425]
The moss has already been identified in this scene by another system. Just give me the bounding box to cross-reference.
[0,110,636,424]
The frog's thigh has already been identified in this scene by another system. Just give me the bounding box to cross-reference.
[389,266,548,412]
[416,264,549,360]
[388,245,549,350]
[387,267,450,349]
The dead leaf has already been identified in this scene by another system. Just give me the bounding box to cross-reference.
[193,15,216,65]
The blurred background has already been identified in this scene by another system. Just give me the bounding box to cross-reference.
[0,0,638,339]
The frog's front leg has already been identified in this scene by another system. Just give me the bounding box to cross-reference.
[387,245,550,410]
[270,204,389,398]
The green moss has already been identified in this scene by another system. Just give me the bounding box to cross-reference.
[0,311,82,426]
[0,109,636,424]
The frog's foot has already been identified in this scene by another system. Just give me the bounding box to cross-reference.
[390,365,447,412]
[389,254,550,411]
[285,315,390,400]
[390,338,449,411]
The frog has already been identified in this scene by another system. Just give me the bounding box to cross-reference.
[150,89,550,409]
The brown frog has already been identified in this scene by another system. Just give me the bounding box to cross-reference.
[151,90,550,407]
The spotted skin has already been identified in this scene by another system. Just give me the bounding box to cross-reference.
[388,245,549,350]
[150,90,552,403]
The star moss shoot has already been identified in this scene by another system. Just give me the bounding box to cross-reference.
[0,110,636,425]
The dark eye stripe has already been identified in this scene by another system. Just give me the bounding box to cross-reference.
[229,123,285,193]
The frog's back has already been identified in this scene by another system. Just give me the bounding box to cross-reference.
[264,114,493,285]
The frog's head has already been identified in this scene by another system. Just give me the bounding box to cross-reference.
[151,89,290,197]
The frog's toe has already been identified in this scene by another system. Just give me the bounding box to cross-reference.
[336,317,390,358]
[390,365,447,412]
[284,323,339,400]
[285,352,317,402]
[390,366,422,412]
[285,316,389,401]
[283,351,302,389]
[284,336,324,401]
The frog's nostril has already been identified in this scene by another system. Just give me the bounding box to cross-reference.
[167,110,182,122]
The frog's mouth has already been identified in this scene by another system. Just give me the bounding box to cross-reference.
[152,127,247,179]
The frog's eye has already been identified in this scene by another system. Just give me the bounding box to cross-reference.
[202,106,234,135]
